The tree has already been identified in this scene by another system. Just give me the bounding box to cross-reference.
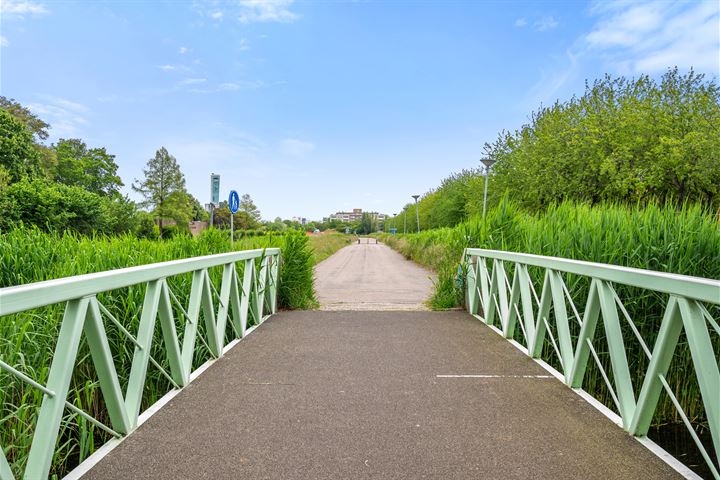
[487,68,720,211]
[0,96,50,141]
[163,190,192,234]
[132,147,187,237]
[213,195,262,230]
[188,193,209,221]
[54,138,123,196]
[0,108,40,181]
[358,212,376,234]
[212,200,231,228]
[264,217,287,232]
[237,193,261,228]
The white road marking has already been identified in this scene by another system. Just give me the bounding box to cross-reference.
[436,374,553,378]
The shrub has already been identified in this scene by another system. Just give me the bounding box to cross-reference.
[277,231,317,309]
[0,179,140,235]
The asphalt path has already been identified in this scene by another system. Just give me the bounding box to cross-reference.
[314,240,436,310]
[84,311,679,480]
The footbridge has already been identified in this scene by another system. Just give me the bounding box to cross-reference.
[0,242,718,479]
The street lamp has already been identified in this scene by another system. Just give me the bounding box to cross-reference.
[411,195,420,233]
[394,213,398,233]
[403,206,408,234]
[480,158,497,218]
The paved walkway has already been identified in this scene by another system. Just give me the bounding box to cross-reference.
[85,311,679,479]
[314,241,435,310]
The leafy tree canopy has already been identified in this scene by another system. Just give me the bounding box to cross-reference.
[488,68,720,210]
[132,147,187,237]
[0,108,40,182]
[390,68,720,231]
[0,96,50,141]
[54,138,123,196]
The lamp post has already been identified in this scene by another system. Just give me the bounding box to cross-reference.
[394,213,398,234]
[411,194,420,233]
[403,206,408,234]
[480,158,497,218]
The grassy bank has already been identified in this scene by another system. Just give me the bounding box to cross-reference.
[308,231,352,264]
[378,200,720,432]
[0,226,316,478]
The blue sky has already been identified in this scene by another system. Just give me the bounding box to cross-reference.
[1,0,718,220]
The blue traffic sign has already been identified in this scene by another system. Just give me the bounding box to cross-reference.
[228,190,240,214]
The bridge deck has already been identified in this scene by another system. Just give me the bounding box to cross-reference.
[84,311,679,479]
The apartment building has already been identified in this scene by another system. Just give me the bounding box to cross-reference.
[328,208,387,224]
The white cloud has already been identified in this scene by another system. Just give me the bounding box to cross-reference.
[47,96,88,113]
[180,77,207,85]
[195,0,298,24]
[0,36,8,47]
[218,83,241,91]
[237,0,298,23]
[584,0,720,73]
[27,96,89,138]
[528,0,720,106]
[178,46,189,54]
[534,16,559,31]
[514,18,527,27]
[0,0,48,16]
[586,2,664,47]
[280,138,315,156]
[157,64,191,73]
[527,49,581,105]
[238,38,250,51]
[217,80,263,91]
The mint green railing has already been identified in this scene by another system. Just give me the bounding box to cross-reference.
[0,248,280,480]
[464,248,720,478]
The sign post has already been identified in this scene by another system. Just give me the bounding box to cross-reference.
[228,190,239,248]
[210,174,220,228]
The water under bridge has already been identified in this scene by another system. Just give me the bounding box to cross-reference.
[0,240,718,479]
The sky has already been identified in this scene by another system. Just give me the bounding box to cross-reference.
[1,0,718,221]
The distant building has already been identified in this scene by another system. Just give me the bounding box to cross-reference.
[328,208,387,225]
[189,221,208,237]
[329,208,363,223]
[154,218,208,237]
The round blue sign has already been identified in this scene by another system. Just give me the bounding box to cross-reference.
[228,190,240,214]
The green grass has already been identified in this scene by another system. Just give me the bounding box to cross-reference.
[378,200,720,432]
[0,226,316,478]
[308,231,352,264]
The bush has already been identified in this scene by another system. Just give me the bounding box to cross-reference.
[0,179,140,235]
[134,211,159,239]
[277,231,317,309]
[159,225,183,239]
[0,179,108,233]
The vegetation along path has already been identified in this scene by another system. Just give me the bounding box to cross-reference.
[83,311,679,479]
[314,239,435,310]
